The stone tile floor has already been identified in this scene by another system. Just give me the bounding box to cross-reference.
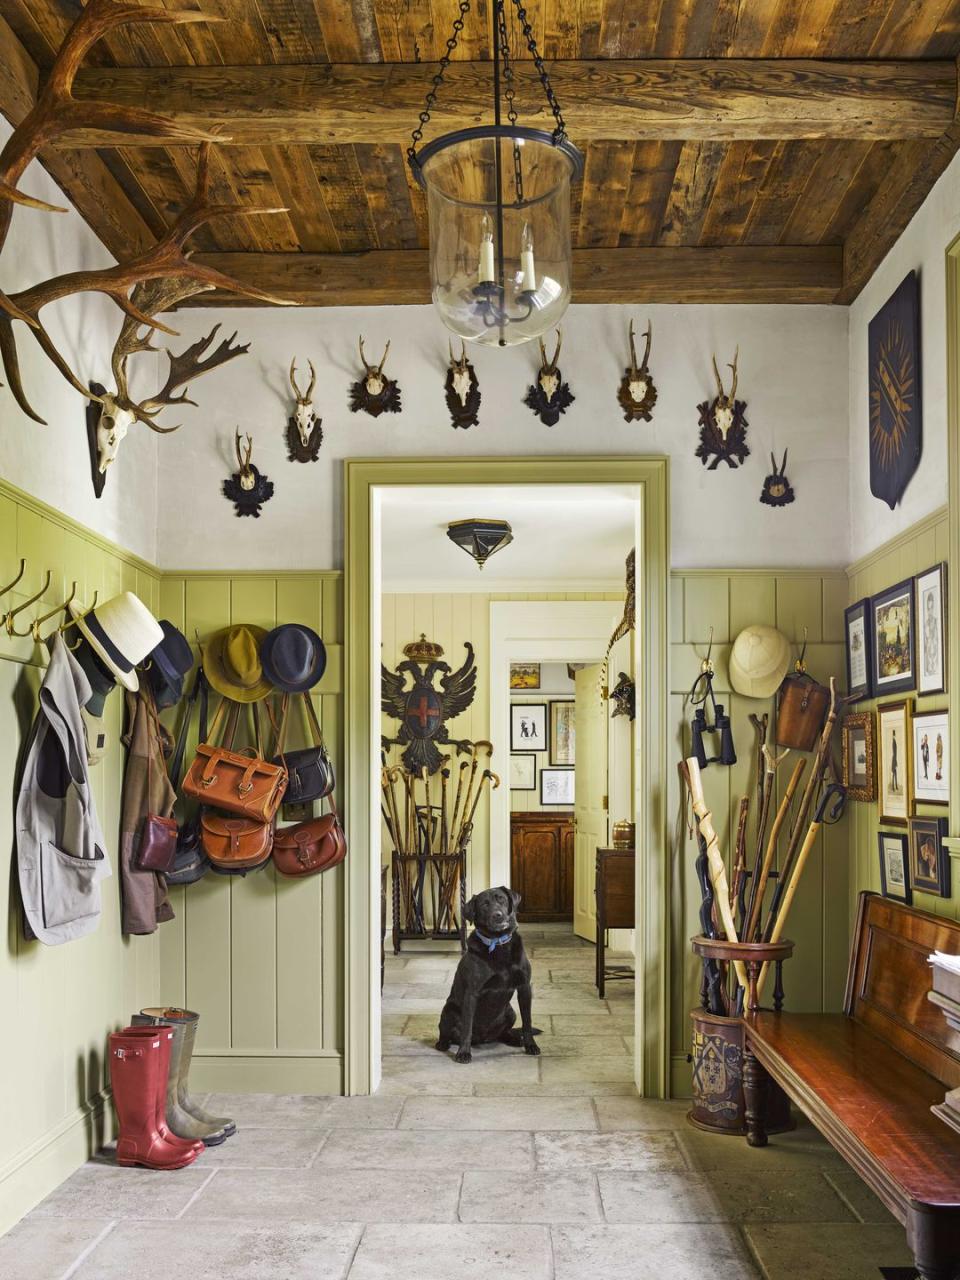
[4,924,914,1278]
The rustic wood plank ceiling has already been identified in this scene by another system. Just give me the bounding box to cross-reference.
[2,0,960,305]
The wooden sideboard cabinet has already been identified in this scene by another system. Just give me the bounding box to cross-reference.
[510,811,574,921]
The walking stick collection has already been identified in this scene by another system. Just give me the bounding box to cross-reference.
[681,676,846,1011]
[381,742,499,951]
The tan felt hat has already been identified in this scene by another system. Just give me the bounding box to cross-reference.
[728,625,791,699]
[69,590,163,693]
[203,624,272,703]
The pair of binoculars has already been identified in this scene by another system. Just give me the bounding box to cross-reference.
[690,704,737,769]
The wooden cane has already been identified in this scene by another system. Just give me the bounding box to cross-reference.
[683,757,749,989]
[449,760,470,847]
[748,712,768,841]
[730,795,750,918]
[742,748,798,942]
[440,766,450,852]
[457,750,480,845]
[422,768,432,855]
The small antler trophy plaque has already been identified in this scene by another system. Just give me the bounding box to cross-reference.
[524,329,574,427]
[223,430,274,517]
[286,358,322,461]
[350,337,401,417]
[617,319,657,422]
[696,347,749,470]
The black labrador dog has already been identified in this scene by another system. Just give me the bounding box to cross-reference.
[436,886,541,1064]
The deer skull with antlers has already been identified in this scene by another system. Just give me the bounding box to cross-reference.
[286,358,322,461]
[223,429,273,517]
[445,340,481,430]
[617,319,657,423]
[349,337,401,417]
[85,277,250,494]
[523,329,574,427]
[695,346,749,470]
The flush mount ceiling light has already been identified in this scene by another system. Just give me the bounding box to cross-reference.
[407,0,583,349]
[446,518,514,569]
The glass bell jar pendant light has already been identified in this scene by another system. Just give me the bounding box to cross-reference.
[407,0,584,348]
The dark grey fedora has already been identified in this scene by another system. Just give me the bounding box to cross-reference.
[260,624,326,694]
[145,620,194,708]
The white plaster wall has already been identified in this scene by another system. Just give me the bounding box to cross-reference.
[848,148,960,564]
[157,301,849,571]
[0,121,159,562]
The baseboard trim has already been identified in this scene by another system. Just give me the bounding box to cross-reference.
[0,1088,113,1237]
[671,1053,692,1101]
[189,1053,344,1095]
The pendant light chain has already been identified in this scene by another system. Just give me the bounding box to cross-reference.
[510,0,568,143]
[407,0,471,165]
[495,0,524,203]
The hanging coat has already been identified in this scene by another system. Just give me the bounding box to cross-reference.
[119,688,175,934]
[16,635,111,945]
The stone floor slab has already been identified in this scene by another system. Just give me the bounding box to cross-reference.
[31,1164,214,1220]
[316,1128,534,1170]
[472,1080,638,1097]
[598,1171,728,1223]
[535,1130,685,1172]
[600,1168,855,1224]
[184,1166,460,1223]
[541,1055,636,1082]
[315,1096,404,1128]
[460,1170,603,1224]
[348,1223,551,1280]
[0,1216,115,1280]
[400,1095,597,1131]
[823,1167,899,1224]
[536,1034,630,1057]
[744,1223,914,1279]
[553,1223,759,1279]
[594,1097,690,1130]
[71,1220,361,1279]
[202,1092,330,1129]
[104,1128,327,1170]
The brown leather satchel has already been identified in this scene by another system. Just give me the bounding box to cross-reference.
[200,812,274,873]
[183,701,287,823]
[776,671,830,752]
[272,795,346,878]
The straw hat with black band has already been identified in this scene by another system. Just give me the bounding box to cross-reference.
[203,624,273,703]
[260,623,326,695]
[728,625,791,699]
[68,591,163,693]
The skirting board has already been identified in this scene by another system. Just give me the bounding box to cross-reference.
[0,1088,114,1237]
[671,1053,693,1101]
[189,1053,344,1095]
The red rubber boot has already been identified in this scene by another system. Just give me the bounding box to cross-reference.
[151,1027,204,1158]
[110,1028,198,1170]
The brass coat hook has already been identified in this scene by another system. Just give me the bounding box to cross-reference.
[32,581,77,642]
[59,591,98,649]
[5,569,52,637]
[0,559,26,599]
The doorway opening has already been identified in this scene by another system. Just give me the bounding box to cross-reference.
[344,458,670,1097]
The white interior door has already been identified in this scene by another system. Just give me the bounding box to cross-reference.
[574,663,608,942]
[606,630,635,952]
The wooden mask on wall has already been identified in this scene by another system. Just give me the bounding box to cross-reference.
[868,270,921,510]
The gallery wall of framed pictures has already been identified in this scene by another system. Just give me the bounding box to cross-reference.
[509,697,576,813]
[844,562,947,704]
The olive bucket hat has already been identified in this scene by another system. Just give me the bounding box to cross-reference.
[202,624,272,703]
[260,623,327,695]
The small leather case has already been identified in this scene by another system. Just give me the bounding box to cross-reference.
[134,813,179,873]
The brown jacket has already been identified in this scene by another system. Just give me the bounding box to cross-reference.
[120,688,175,934]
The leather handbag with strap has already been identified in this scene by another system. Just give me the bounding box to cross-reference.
[273,793,346,878]
[201,811,274,873]
[165,669,210,886]
[183,700,288,823]
[133,690,178,874]
[271,692,335,805]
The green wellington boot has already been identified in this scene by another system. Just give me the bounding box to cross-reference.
[133,1010,229,1145]
[138,1007,236,1138]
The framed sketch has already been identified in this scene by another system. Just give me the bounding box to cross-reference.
[510,662,540,690]
[877,699,912,827]
[908,817,951,898]
[877,831,911,905]
[912,709,949,807]
[509,753,536,791]
[915,563,947,695]
[843,598,873,701]
[842,711,876,803]
[871,578,915,696]
[511,703,546,751]
[868,269,921,511]
[549,700,576,765]
[540,767,574,807]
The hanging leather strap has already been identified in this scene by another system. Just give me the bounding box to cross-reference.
[302,691,326,749]
[168,668,206,790]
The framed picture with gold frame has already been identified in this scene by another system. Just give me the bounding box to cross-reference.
[877,699,912,827]
[908,817,951,898]
[841,711,876,803]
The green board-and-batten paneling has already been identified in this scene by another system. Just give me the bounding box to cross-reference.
[846,508,954,923]
[0,481,161,1236]
[668,569,849,1098]
[157,572,345,1094]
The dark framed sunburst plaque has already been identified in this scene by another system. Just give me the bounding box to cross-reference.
[868,270,921,511]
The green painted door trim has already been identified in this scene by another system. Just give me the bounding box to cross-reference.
[343,457,671,1098]
[946,240,960,839]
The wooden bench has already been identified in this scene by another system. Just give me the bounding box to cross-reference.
[743,892,960,1280]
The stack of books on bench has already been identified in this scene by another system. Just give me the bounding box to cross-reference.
[928,951,960,1136]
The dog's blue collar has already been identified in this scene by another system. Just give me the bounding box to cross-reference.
[474,929,513,954]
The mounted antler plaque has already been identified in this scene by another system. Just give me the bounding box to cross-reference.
[350,337,401,417]
[524,329,574,427]
[445,340,481,429]
[760,451,795,507]
[223,430,273,518]
[617,319,657,422]
[287,359,322,461]
[696,347,749,470]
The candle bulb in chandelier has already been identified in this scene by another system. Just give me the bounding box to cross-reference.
[520,221,536,293]
[478,214,495,284]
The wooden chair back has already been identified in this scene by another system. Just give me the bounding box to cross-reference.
[844,891,960,1088]
[596,849,635,930]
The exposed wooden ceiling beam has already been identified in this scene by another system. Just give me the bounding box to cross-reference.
[0,14,152,259]
[185,246,843,307]
[65,59,955,147]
